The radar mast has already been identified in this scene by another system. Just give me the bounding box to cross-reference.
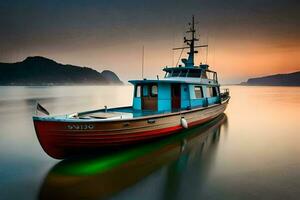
[173,15,208,67]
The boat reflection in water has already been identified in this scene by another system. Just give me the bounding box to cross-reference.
[39,114,227,200]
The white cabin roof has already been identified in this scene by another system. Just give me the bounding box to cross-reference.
[129,77,219,85]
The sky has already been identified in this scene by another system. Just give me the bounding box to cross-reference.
[0,0,300,83]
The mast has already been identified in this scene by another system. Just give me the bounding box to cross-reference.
[173,15,208,68]
[186,15,198,67]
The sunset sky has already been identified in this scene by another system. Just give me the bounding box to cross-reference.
[0,0,299,83]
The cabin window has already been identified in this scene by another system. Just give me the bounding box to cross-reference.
[194,86,203,98]
[179,70,188,77]
[165,72,172,78]
[142,85,149,97]
[188,71,201,78]
[150,85,158,97]
[135,85,141,97]
[207,87,213,97]
[207,86,218,97]
[213,87,219,96]
[201,71,208,79]
[172,71,180,77]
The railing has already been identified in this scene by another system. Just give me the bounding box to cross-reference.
[220,88,230,101]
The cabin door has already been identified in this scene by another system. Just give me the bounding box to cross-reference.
[142,84,158,110]
[171,84,181,110]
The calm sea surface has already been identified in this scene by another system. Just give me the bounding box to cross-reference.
[0,85,300,200]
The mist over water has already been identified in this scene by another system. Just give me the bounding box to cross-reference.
[0,86,300,199]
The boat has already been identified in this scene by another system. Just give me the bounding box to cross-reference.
[39,114,227,200]
[33,16,230,159]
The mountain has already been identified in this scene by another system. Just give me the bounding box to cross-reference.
[241,71,300,86]
[0,56,122,85]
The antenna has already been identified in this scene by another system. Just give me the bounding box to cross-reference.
[142,45,144,79]
[172,31,175,66]
[172,48,174,66]
[206,33,209,64]
[212,33,215,67]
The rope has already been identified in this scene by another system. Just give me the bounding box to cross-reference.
[176,48,184,67]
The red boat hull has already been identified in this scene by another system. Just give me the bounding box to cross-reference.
[33,100,229,159]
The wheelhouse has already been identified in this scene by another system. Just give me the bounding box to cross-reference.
[163,65,218,84]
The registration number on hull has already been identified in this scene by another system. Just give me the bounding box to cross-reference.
[67,124,94,130]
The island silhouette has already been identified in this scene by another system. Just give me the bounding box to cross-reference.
[0,56,122,85]
[241,71,300,86]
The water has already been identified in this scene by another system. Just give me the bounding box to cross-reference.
[0,86,300,200]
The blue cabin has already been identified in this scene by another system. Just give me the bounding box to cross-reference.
[129,65,220,112]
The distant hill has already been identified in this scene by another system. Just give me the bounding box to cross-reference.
[0,56,123,85]
[241,71,300,86]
